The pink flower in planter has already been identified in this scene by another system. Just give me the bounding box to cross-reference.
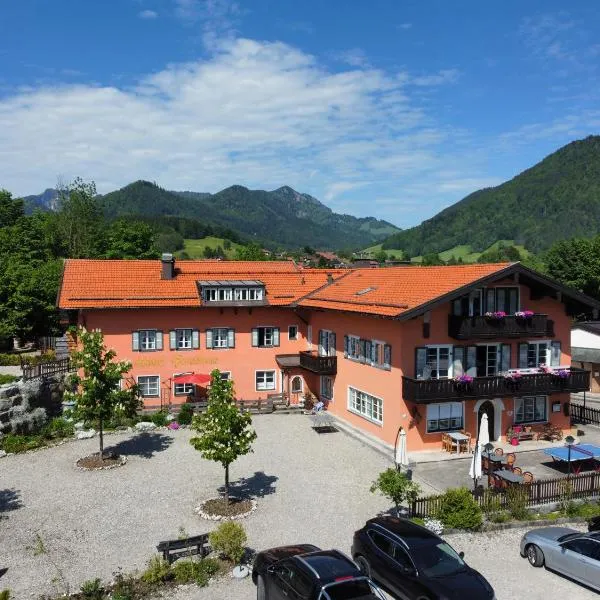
[515,310,534,318]
[168,421,180,430]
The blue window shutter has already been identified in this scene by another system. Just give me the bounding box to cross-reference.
[518,343,528,368]
[365,340,373,365]
[466,346,477,376]
[192,330,199,349]
[551,341,561,366]
[251,329,258,347]
[169,330,177,350]
[273,328,280,347]
[205,329,213,349]
[155,331,163,351]
[359,339,367,363]
[452,346,464,376]
[132,331,139,351]
[384,344,391,369]
[329,332,336,356]
[415,347,427,378]
[343,335,349,358]
[500,344,511,373]
[228,329,235,348]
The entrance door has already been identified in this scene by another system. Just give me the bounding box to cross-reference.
[478,400,495,441]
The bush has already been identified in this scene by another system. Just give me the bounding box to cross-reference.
[370,468,421,515]
[150,411,169,427]
[80,578,104,599]
[172,560,201,584]
[506,485,530,520]
[177,403,194,426]
[0,590,11,600]
[0,374,18,385]
[0,354,21,366]
[0,434,45,453]
[140,555,172,584]
[434,488,482,531]
[209,521,247,564]
[43,417,74,440]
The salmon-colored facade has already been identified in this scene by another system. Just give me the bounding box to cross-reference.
[58,257,600,454]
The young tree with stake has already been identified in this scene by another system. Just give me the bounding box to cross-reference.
[64,327,142,460]
[190,370,257,504]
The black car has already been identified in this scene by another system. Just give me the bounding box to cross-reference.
[252,544,387,600]
[352,517,496,600]
[589,516,600,532]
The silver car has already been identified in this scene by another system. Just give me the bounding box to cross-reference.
[520,527,600,591]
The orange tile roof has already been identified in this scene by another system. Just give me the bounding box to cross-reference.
[298,263,513,317]
[58,259,344,309]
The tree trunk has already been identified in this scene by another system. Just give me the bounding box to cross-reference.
[99,416,104,460]
[225,463,230,505]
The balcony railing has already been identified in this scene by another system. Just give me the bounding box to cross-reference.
[448,314,552,340]
[299,351,337,375]
[402,368,590,404]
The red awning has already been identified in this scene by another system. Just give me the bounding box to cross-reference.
[173,373,212,386]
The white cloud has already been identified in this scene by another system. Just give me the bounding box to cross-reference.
[0,37,489,226]
[174,0,242,46]
[411,69,460,86]
[333,48,370,68]
[138,9,158,19]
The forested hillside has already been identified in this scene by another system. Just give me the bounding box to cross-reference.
[382,135,600,256]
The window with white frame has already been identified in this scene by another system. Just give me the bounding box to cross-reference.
[426,402,463,433]
[176,329,192,349]
[291,376,303,393]
[256,370,276,391]
[220,371,231,381]
[252,327,280,348]
[320,376,333,400]
[426,346,451,379]
[527,342,549,368]
[288,325,298,341]
[515,396,547,424]
[140,330,157,351]
[138,375,159,397]
[174,382,193,395]
[348,387,382,423]
[206,328,234,349]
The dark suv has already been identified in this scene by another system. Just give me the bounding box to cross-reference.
[252,544,387,600]
[352,517,496,600]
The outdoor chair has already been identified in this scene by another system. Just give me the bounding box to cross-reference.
[482,455,490,474]
[494,448,504,456]
[522,471,534,484]
[460,431,472,453]
[441,433,449,452]
[506,453,516,469]
[512,466,523,475]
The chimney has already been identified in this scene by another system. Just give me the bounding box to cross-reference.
[326,273,334,284]
[161,253,175,280]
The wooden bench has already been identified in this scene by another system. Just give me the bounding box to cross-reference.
[236,399,275,414]
[157,534,210,564]
[507,423,562,442]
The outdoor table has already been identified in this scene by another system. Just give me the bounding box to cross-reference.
[484,453,507,472]
[543,444,600,475]
[495,470,524,484]
[447,431,469,454]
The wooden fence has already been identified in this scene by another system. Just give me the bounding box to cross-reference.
[410,471,600,517]
[570,402,600,427]
[22,357,74,381]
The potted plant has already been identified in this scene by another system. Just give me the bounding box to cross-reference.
[453,374,473,392]
[515,310,534,319]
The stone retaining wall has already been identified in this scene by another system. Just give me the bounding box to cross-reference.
[0,375,66,435]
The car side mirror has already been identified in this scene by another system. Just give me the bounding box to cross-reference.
[267,565,275,574]
[459,551,465,559]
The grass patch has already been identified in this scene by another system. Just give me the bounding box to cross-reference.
[177,237,243,259]
[0,374,18,385]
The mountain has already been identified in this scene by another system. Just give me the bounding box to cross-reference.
[97,181,399,249]
[382,135,600,256]
[23,188,59,212]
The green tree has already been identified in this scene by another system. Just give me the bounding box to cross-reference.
[0,189,24,227]
[103,219,159,259]
[223,239,232,250]
[374,250,388,264]
[370,468,421,516]
[56,178,104,258]
[190,370,257,504]
[235,243,267,261]
[421,253,444,266]
[64,327,142,459]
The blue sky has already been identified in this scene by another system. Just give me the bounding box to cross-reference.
[1,1,599,228]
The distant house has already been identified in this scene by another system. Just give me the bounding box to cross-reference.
[572,322,600,392]
[316,251,340,263]
[352,259,379,268]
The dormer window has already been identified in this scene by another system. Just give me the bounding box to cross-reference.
[198,280,266,305]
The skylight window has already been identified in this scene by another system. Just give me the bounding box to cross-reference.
[356,286,377,296]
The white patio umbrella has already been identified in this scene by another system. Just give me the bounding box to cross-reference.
[469,413,489,484]
[395,428,409,470]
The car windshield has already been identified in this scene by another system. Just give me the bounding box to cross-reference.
[557,533,581,543]
[321,579,382,600]
[411,541,465,577]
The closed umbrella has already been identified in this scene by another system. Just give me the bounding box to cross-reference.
[479,412,490,448]
[395,428,409,470]
[469,413,489,485]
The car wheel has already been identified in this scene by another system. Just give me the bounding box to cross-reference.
[257,574,267,600]
[526,544,545,567]
[355,555,371,578]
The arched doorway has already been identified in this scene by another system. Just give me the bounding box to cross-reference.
[478,401,495,442]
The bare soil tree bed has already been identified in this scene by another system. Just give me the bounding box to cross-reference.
[76,452,126,470]
[198,497,254,519]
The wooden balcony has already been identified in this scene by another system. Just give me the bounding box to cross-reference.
[402,368,590,404]
[448,314,552,340]
[299,351,337,375]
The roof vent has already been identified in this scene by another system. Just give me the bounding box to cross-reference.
[356,286,376,296]
[161,253,175,280]
[327,273,334,284]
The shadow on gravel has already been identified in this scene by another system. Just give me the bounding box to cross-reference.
[221,471,278,500]
[0,488,23,516]
[106,433,174,459]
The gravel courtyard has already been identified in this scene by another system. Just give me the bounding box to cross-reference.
[1,414,597,600]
